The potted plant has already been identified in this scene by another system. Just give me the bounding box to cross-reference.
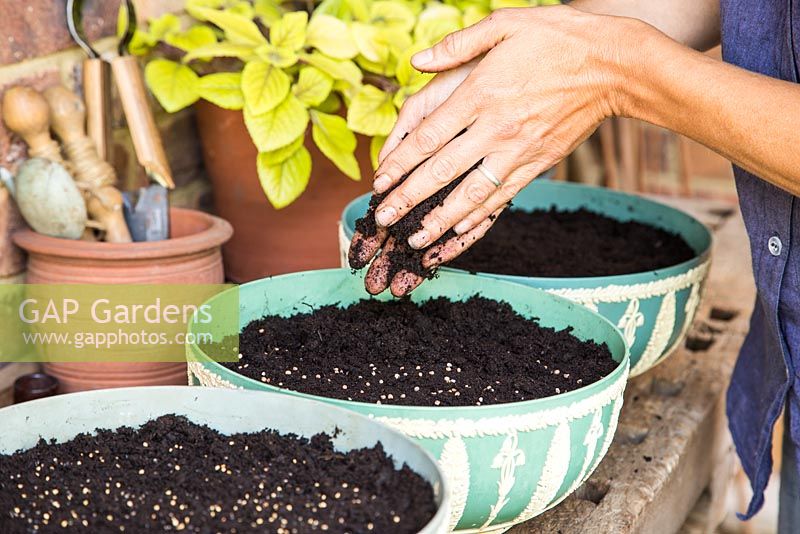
[137,0,557,281]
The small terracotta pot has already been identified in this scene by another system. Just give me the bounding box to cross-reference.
[195,100,373,282]
[13,208,232,393]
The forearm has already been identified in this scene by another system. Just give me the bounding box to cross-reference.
[616,21,800,196]
[570,0,720,50]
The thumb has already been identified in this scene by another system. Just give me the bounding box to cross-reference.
[411,13,509,72]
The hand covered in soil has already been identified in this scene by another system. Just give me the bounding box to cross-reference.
[360,6,624,293]
[348,63,482,296]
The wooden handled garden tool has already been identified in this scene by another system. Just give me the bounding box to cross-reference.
[44,86,132,243]
[67,0,112,163]
[112,0,175,190]
[66,0,173,242]
[1,87,73,171]
[1,87,92,240]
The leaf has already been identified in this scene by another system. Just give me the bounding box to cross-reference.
[463,5,490,27]
[257,145,312,209]
[370,1,416,31]
[293,67,333,107]
[144,59,200,113]
[192,7,268,46]
[334,79,360,106]
[149,13,181,41]
[242,60,291,115]
[351,23,388,63]
[186,0,226,14]
[370,135,386,169]
[347,85,397,136]
[299,52,363,86]
[128,30,155,56]
[165,25,218,51]
[346,0,370,21]
[182,42,257,62]
[254,0,282,25]
[270,11,308,51]
[306,15,358,59]
[315,0,350,18]
[228,0,255,18]
[491,0,530,7]
[315,92,342,113]
[310,110,360,180]
[197,72,244,109]
[259,135,306,165]
[395,41,431,86]
[256,43,298,67]
[415,5,462,45]
[355,55,395,77]
[245,94,310,152]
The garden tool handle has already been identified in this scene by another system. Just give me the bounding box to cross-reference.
[1,86,73,172]
[82,58,113,163]
[44,85,132,244]
[111,55,175,189]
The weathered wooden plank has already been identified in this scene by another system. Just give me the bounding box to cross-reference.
[511,197,754,534]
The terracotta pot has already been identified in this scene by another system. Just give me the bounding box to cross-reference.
[195,100,374,282]
[12,208,232,393]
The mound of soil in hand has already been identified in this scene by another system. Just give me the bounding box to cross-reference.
[450,208,696,277]
[0,415,436,533]
[224,297,617,407]
[350,166,474,279]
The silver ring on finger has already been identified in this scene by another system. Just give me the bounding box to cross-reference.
[477,162,502,188]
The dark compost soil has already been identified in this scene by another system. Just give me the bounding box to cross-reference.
[222,296,617,407]
[450,207,696,277]
[350,171,695,279]
[0,415,437,534]
[349,166,473,279]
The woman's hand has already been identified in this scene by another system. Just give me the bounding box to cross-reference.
[370,6,628,270]
[348,61,480,296]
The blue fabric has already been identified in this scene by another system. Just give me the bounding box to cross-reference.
[780,410,800,533]
[720,0,800,520]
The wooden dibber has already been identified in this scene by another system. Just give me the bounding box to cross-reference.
[44,86,132,243]
[82,58,113,163]
[112,56,175,189]
[1,87,74,173]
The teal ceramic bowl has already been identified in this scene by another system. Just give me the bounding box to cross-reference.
[340,181,712,376]
[187,269,630,532]
[0,386,449,534]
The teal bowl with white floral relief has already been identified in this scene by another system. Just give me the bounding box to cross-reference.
[187,269,629,532]
[340,181,712,377]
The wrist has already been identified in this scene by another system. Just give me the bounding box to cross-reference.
[590,14,668,120]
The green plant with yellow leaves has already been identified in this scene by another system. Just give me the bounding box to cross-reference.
[140,0,558,208]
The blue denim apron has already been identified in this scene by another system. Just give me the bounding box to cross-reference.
[721,0,800,519]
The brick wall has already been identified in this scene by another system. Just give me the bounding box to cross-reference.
[0,0,209,279]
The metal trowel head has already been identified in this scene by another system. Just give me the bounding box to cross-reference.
[122,185,169,242]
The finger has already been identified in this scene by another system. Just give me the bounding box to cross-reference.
[453,163,546,235]
[348,227,387,270]
[407,154,515,249]
[411,11,513,73]
[373,88,477,204]
[422,206,506,268]
[390,270,425,298]
[378,62,478,170]
[376,130,490,228]
[364,237,397,295]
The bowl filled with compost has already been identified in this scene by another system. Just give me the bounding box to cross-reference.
[342,179,712,376]
[0,386,448,533]
[188,269,629,532]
